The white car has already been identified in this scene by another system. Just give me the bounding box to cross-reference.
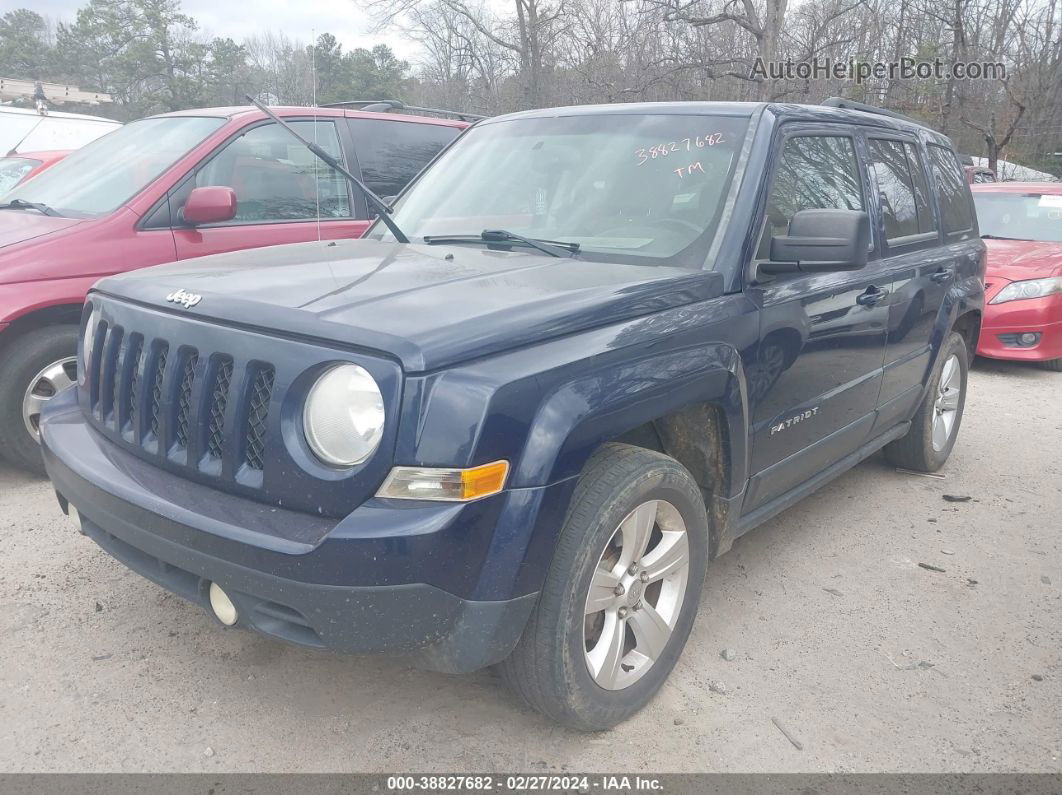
[0,106,120,155]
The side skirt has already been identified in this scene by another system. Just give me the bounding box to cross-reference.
[729,421,911,545]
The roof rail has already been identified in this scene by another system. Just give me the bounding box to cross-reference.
[821,97,927,129]
[320,99,485,122]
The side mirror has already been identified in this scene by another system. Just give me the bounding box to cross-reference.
[182,186,237,225]
[762,208,870,275]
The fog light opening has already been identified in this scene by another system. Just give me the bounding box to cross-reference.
[208,582,238,626]
[1019,332,1040,346]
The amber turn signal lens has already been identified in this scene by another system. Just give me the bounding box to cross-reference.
[459,460,510,500]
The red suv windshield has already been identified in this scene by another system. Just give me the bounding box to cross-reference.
[0,116,224,218]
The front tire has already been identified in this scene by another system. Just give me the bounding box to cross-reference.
[883,331,969,472]
[1041,358,1062,372]
[498,443,709,730]
[0,325,78,475]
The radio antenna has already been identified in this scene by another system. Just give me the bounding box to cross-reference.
[312,28,321,243]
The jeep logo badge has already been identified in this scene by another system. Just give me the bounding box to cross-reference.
[166,289,202,309]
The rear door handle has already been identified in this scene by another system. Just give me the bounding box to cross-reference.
[856,286,890,306]
[930,268,954,284]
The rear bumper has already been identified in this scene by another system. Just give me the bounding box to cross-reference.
[41,391,540,673]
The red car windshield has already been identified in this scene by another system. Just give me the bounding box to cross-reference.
[974,192,1062,243]
[0,156,42,194]
[0,116,224,218]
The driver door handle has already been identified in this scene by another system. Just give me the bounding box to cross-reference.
[856,286,890,306]
[930,268,954,284]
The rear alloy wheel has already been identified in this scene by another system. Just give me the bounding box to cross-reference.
[0,325,79,475]
[498,443,708,731]
[884,331,968,472]
[931,354,962,452]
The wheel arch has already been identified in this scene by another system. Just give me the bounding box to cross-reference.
[0,303,82,356]
[610,402,732,557]
[951,308,982,354]
[511,343,750,497]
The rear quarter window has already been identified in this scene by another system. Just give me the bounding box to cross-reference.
[929,145,976,235]
[348,119,461,198]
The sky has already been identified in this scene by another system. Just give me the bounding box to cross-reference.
[16,0,424,61]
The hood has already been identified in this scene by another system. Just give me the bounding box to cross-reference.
[0,209,84,249]
[93,239,722,372]
[984,239,1062,281]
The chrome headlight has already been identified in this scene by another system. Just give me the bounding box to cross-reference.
[990,275,1062,304]
[303,364,385,467]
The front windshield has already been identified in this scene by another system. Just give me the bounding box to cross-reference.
[974,192,1062,242]
[0,116,225,218]
[372,112,751,266]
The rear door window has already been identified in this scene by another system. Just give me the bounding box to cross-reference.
[348,119,461,198]
[868,139,937,241]
[928,145,975,235]
[195,120,351,222]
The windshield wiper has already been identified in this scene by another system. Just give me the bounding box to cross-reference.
[423,229,580,258]
[0,198,60,217]
[981,234,1026,240]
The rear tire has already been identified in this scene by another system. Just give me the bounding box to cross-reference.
[0,325,78,476]
[498,443,709,731]
[883,331,968,472]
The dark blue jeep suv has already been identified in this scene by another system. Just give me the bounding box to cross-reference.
[41,99,985,730]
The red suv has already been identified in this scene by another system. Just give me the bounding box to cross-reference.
[0,104,468,473]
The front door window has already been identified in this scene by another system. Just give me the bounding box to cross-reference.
[195,121,351,222]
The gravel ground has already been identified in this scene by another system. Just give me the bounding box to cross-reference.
[0,358,1059,773]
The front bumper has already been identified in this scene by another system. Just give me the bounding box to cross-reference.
[977,293,1062,362]
[41,390,541,673]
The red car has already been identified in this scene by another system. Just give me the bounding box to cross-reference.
[0,104,468,473]
[972,181,1062,370]
[0,150,70,193]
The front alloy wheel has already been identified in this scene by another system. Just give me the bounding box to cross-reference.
[23,357,78,440]
[498,443,708,731]
[0,324,79,475]
[584,500,690,690]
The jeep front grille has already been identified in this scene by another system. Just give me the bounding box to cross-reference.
[206,357,234,460]
[149,344,168,443]
[125,337,144,433]
[89,323,277,482]
[245,367,274,471]
[175,352,198,451]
